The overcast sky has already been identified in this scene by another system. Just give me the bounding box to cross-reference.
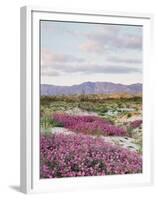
[40,20,142,86]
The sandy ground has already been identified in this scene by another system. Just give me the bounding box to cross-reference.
[51,127,140,152]
[101,136,140,152]
[65,107,98,116]
[52,127,75,135]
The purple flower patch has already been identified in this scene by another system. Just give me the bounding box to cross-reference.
[53,113,127,136]
[130,120,142,129]
[40,134,142,178]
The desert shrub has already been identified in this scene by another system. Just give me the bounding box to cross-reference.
[127,113,132,118]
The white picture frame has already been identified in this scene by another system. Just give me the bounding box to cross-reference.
[20,6,153,194]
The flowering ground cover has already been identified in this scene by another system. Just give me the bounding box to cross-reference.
[53,113,127,136]
[40,95,143,178]
[40,134,142,178]
[130,120,142,129]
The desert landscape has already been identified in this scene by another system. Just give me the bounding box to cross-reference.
[40,20,143,179]
[40,82,142,178]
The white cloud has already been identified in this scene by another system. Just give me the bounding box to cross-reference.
[41,48,84,66]
[41,22,142,85]
[80,40,105,53]
[42,62,141,75]
[79,25,142,54]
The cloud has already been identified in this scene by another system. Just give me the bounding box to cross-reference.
[41,47,142,77]
[113,34,142,49]
[107,56,142,64]
[80,25,142,53]
[41,48,84,66]
[41,24,142,79]
[41,22,142,85]
[80,40,105,53]
[41,70,60,77]
[43,63,141,76]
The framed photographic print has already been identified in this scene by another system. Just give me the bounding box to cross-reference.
[20,6,153,194]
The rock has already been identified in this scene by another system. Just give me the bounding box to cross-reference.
[52,127,75,135]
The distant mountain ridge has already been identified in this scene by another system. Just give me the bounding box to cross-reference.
[41,82,142,96]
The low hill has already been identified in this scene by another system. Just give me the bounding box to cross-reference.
[41,82,142,96]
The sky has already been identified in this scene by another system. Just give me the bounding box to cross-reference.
[40,20,142,86]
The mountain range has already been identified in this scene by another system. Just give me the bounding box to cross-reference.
[41,82,142,96]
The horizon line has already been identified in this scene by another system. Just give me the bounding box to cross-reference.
[40,81,143,87]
